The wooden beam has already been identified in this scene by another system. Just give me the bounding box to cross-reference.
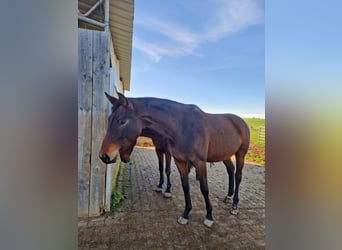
[78,29,93,218]
[88,30,110,217]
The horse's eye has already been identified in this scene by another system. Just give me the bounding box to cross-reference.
[118,119,127,126]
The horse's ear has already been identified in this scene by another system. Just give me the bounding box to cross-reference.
[118,93,129,107]
[104,92,118,104]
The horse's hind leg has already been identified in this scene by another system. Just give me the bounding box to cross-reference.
[155,149,164,192]
[163,151,172,198]
[231,150,246,215]
[223,159,235,203]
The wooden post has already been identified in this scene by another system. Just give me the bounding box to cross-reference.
[88,30,110,216]
[78,29,93,217]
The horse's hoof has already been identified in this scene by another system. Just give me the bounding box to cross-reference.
[163,192,172,198]
[223,195,233,203]
[203,218,214,228]
[155,187,162,192]
[177,216,188,225]
[230,207,239,215]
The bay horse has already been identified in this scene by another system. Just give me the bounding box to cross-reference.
[141,128,172,197]
[99,93,250,227]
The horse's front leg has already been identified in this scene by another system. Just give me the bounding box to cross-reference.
[163,150,172,198]
[196,162,214,228]
[155,149,164,192]
[175,159,192,225]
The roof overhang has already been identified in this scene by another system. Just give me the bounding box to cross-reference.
[78,0,134,91]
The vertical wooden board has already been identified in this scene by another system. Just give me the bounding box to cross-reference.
[78,29,93,217]
[89,30,110,216]
[105,164,112,212]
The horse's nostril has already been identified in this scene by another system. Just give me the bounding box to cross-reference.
[100,153,110,163]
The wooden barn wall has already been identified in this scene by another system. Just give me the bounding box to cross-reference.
[78,29,110,218]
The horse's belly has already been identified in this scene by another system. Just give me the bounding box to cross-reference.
[207,137,241,162]
[206,150,235,162]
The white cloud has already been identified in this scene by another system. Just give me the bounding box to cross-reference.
[133,0,264,62]
[133,37,196,62]
[239,113,265,119]
[135,16,199,49]
[204,0,264,41]
[133,38,163,62]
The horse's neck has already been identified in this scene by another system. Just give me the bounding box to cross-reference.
[131,98,178,142]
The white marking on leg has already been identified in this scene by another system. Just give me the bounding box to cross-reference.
[204,218,214,228]
[230,207,239,215]
[177,216,188,225]
[162,192,172,198]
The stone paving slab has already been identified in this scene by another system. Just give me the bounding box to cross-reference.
[79,147,265,249]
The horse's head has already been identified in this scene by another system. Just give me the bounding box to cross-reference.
[99,92,142,164]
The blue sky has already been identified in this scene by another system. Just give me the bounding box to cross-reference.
[126,0,265,118]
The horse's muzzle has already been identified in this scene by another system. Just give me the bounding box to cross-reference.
[121,157,130,163]
[99,153,117,164]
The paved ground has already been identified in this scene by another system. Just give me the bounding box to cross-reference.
[78,148,265,249]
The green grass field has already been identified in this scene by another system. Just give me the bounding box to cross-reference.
[243,118,265,145]
[243,118,265,166]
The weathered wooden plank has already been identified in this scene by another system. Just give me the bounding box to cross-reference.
[89,30,110,216]
[78,29,93,218]
[105,164,113,212]
[104,64,115,212]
